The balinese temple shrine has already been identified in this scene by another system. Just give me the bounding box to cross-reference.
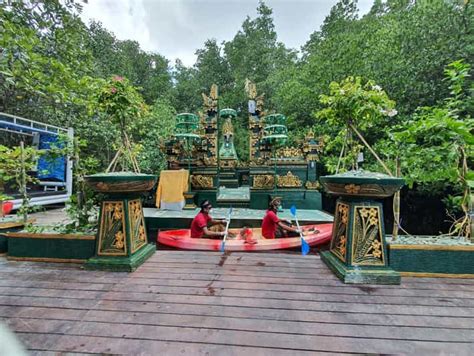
[162,82,324,210]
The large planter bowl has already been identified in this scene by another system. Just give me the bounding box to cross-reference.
[85,172,156,193]
[320,170,404,198]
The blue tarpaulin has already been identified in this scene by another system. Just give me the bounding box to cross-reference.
[37,134,66,181]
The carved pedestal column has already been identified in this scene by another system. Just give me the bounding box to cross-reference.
[320,171,404,284]
[85,173,156,272]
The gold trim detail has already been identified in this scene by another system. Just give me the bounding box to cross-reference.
[276,147,303,159]
[98,201,127,256]
[202,84,218,113]
[351,206,385,266]
[345,184,361,194]
[277,171,302,188]
[400,272,474,279]
[305,181,320,190]
[191,175,213,189]
[330,202,349,262]
[6,233,95,240]
[324,182,401,198]
[252,175,274,189]
[129,200,147,253]
[7,256,86,263]
[390,244,474,251]
[0,219,35,230]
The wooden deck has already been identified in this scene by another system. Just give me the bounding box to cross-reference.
[1,251,473,355]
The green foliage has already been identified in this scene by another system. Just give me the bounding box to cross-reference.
[386,60,473,237]
[86,21,172,105]
[134,99,177,174]
[97,76,147,133]
[0,144,44,221]
[275,0,470,124]
[316,77,396,172]
[233,117,250,162]
[390,61,473,190]
[318,77,396,129]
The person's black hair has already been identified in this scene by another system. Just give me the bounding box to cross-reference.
[269,197,281,209]
[200,200,212,210]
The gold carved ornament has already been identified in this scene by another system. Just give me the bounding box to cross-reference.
[302,130,324,161]
[277,171,302,188]
[203,156,217,166]
[191,175,213,189]
[245,79,257,99]
[351,206,385,265]
[221,159,237,168]
[345,184,361,194]
[98,201,127,256]
[305,181,320,190]
[252,175,274,189]
[129,200,147,253]
[330,202,349,262]
[276,147,303,159]
[222,119,234,136]
[202,84,218,112]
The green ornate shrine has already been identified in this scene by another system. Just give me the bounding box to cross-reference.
[320,170,405,284]
[162,82,324,209]
[84,173,156,271]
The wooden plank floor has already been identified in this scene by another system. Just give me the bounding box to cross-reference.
[1,251,473,355]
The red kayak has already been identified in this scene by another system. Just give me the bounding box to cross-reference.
[157,223,333,251]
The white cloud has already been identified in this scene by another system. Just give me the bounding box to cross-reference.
[80,0,375,67]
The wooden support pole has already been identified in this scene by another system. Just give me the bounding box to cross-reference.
[348,123,393,176]
[392,156,401,240]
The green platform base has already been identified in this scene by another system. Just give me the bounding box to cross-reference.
[0,234,6,254]
[85,243,155,272]
[321,251,401,285]
[0,220,30,254]
[7,232,95,261]
[388,243,474,276]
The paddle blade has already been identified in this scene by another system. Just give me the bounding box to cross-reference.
[301,237,310,256]
[290,205,297,217]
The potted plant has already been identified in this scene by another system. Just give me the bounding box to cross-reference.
[84,76,156,272]
[317,76,404,284]
[0,143,40,254]
[383,60,474,277]
[5,137,98,262]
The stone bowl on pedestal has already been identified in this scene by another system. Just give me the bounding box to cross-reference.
[85,172,156,194]
[84,172,157,272]
[320,170,404,284]
[320,170,404,198]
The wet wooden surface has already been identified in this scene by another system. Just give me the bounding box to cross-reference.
[0,251,473,355]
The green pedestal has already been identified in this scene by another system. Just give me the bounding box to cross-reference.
[85,196,155,272]
[321,198,400,284]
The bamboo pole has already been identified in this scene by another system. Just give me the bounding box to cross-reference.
[392,156,401,240]
[20,141,27,223]
[106,149,121,173]
[348,122,393,176]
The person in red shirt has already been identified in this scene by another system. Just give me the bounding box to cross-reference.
[190,200,227,239]
[262,198,300,239]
